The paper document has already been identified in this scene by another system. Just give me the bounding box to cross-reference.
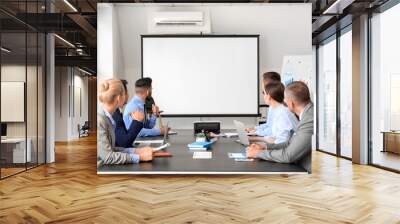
[228,153,246,159]
[168,130,178,135]
[209,133,225,138]
[153,143,170,152]
[224,133,238,138]
[134,139,164,144]
[193,151,212,159]
[234,158,254,162]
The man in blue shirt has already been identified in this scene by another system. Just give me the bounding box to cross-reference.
[123,78,169,137]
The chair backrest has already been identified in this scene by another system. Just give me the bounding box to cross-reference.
[82,121,90,130]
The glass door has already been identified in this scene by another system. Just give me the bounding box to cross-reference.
[370,3,400,171]
[1,30,28,178]
[317,36,337,155]
[0,1,47,179]
[339,28,352,158]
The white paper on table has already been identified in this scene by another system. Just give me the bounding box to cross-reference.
[153,143,170,152]
[228,153,246,159]
[193,151,212,159]
[134,139,164,144]
[168,130,178,135]
[224,132,238,138]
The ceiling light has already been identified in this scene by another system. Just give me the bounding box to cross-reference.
[1,47,11,53]
[63,0,78,12]
[323,0,354,15]
[54,34,75,48]
[78,67,93,76]
[323,0,341,14]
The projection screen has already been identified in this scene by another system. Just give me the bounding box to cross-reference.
[142,35,259,116]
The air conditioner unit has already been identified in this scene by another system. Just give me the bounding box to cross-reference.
[154,11,204,26]
[148,10,211,34]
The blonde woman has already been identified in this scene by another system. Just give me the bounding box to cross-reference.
[97,79,153,166]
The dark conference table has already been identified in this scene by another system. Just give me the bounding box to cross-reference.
[97,130,307,175]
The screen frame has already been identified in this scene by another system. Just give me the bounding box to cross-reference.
[141,34,260,117]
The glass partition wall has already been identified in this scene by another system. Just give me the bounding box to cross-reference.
[316,1,400,172]
[370,3,400,172]
[316,26,353,159]
[317,36,337,155]
[0,5,46,179]
[339,28,352,159]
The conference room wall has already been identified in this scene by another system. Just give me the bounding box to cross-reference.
[1,65,39,139]
[54,67,89,141]
[98,3,312,129]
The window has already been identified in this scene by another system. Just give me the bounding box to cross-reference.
[317,37,337,155]
[339,29,352,158]
[370,3,400,171]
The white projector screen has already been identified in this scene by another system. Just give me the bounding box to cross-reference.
[142,35,259,116]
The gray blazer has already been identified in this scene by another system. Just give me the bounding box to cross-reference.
[257,103,314,173]
[97,109,133,166]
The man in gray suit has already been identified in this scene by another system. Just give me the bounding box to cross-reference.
[247,81,313,172]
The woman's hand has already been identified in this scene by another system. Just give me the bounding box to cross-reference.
[245,127,256,133]
[264,137,276,144]
[136,147,153,162]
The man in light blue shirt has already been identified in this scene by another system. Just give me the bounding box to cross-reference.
[123,78,168,137]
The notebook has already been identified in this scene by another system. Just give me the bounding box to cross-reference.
[187,141,214,149]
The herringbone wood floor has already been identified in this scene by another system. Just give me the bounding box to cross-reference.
[1,134,400,224]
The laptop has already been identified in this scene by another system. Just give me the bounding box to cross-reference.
[233,120,250,146]
[135,122,169,148]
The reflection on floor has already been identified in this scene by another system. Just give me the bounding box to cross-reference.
[341,147,352,158]
[0,167,25,178]
[0,135,400,223]
[0,162,43,179]
[373,151,400,171]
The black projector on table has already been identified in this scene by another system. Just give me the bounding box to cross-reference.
[193,121,221,135]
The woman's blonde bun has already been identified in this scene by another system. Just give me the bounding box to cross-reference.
[98,79,124,104]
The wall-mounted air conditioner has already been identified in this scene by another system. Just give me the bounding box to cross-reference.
[154,11,204,26]
[148,10,211,34]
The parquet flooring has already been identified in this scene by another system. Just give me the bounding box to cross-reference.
[1,167,26,178]
[1,134,400,223]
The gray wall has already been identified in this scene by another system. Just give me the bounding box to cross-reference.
[55,67,89,141]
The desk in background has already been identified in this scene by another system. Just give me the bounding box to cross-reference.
[98,130,308,175]
[382,131,400,154]
[1,138,32,166]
